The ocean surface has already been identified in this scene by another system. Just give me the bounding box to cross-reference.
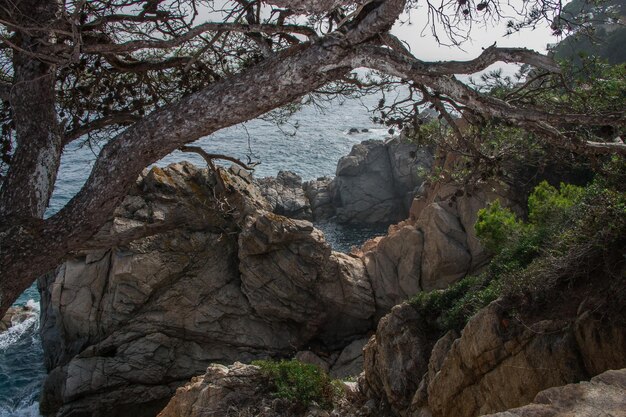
[0,95,391,416]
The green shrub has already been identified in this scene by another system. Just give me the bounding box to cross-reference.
[527,181,584,227]
[410,275,501,332]
[475,199,524,253]
[252,359,341,410]
[412,175,625,334]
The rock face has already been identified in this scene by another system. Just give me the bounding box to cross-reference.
[361,297,626,417]
[481,368,626,417]
[257,171,312,219]
[329,138,432,224]
[362,178,517,315]
[38,154,513,417]
[38,163,377,417]
[362,303,433,415]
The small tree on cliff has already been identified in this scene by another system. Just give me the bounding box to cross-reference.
[0,0,624,316]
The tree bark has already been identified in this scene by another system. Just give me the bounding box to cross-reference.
[0,0,61,312]
[0,0,61,218]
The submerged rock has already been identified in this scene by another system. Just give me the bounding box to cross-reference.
[0,304,36,333]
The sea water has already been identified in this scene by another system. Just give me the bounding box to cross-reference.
[0,95,391,415]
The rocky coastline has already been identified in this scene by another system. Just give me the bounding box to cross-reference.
[35,137,625,417]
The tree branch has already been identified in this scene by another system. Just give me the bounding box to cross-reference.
[102,53,192,72]
[351,45,626,155]
[82,22,318,54]
[63,113,142,145]
[179,146,258,170]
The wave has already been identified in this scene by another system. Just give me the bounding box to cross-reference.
[0,300,40,351]
[0,299,43,417]
[0,401,40,417]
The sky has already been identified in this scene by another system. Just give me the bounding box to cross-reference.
[391,3,557,63]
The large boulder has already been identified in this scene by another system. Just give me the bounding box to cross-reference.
[327,138,432,224]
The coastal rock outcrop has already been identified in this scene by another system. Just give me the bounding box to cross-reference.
[38,163,378,417]
[38,153,517,417]
[360,295,626,417]
[327,138,432,224]
[257,170,312,219]
[254,136,434,225]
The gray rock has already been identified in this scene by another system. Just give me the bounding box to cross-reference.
[258,170,312,219]
[330,338,369,379]
[362,303,432,415]
[328,138,433,224]
[38,163,377,417]
[295,351,331,372]
[481,368,626,417]
[303,177,336,220]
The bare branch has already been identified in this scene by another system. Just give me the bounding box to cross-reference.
[264,0,362,13]
[63,113,141,145]
[179,146,258,171]
[82,22,318,54]
[102,53,192,72]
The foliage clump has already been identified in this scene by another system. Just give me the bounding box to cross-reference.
[411,173,626,333]
[252,359,342,410]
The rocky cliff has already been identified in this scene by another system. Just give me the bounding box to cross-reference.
[38,151,493,416]
[38,163,374,416]
[361,286,626,417]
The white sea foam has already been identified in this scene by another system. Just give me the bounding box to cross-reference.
[0,300,40,351]
[0,402,41,417]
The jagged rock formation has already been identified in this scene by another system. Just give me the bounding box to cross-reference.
[257,170,312,219]
[38,163,378,417]
[361,176,518,316]
[361,296,626,417]
[38,154,492,417]
[258,137,434,225]
[316,138,433,224]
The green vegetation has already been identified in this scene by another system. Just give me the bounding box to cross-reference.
[411,173,626,333]
[252,359,342,410]
[552,0,626,65]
